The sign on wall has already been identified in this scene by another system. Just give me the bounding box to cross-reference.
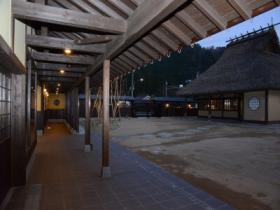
[248,97,260,111]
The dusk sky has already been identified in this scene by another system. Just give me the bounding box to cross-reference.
[198,6,280,48]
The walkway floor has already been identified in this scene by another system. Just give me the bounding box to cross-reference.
[5,123,234,210]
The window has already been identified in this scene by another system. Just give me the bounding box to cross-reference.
[0,73,11,142]
[224,99,238,111]
[210,99,223,111]
[198,99,209,110]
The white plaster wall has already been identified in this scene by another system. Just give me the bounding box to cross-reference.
[0,0,12,46]
[0,0,28,66]
[268,90,280,122]
[14,19,26,65]
[223,111,239,119]
[211,111,222,118]
[198,110,208,117]
[244,91,265,122]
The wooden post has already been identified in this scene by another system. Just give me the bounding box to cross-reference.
[26,60,31,148]
[11,74,26,186]
[84,76,92,152]
[265,90,268,123]
[102,60,111,178]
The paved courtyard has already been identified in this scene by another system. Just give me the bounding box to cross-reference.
[5,123,232,210]
[111,117,280,210]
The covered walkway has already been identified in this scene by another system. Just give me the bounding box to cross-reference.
[5,123,232,210]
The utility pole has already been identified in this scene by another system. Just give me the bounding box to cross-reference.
[165,81,168,97]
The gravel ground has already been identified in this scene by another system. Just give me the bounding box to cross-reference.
[107,117,280,210]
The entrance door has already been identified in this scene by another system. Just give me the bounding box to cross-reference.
[0,72,11,204]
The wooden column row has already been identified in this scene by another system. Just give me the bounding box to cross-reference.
[84,76,92,152]
[101,60,111,178]
[83,60,111,177]
[66,88,79,132]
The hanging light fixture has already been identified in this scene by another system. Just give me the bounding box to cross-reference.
[64,48,72,55]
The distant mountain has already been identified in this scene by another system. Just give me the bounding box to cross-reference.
[120,44,224,97]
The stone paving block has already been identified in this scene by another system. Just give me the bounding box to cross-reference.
[5,123,233,210]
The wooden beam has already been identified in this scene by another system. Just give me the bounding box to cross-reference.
[101,60,111,178]
[135,41,159,59]
[75,36,113,45]
[82,0,190,78]
[176,9,207,38]
[118,55,138,69]
[26,35,105,54]
[35,62,87,72]
[84,76,92,152]
[162,19,192,45]
[107,0,134,16]
[0,35,26,74]
[123,51,143,66]
[142,35,168,56]
[193,0,227,30]
[38,71,82,78]
[227,0,252,20]
[151,29,178,51]
[128,47,151,62]
[39,77,76,82]
[87,0,123,19]
[32,51,95,65]
[12,1,127,34]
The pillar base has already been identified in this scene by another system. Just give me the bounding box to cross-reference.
[84,144,92,152]
[101,166,111,178]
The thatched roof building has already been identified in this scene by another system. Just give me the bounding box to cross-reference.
[177,28,280,96]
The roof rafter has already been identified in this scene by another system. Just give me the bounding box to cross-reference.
[32,51,95,65]
[176,9,207,38]
[193,0,227,30]
[35,62,87,72]
[26,35,105,54]
[38,71,82,78]
[12,1,127,34]
[227,0,252,20]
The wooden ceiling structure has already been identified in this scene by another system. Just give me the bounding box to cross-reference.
[12,0,280,92]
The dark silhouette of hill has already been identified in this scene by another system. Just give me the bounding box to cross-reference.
[127,44,224,97]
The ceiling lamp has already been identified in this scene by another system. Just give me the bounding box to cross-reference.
[60,69,65,74]
[64,48,72,55]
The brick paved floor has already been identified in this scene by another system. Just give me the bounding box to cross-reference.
[5,123,234,210]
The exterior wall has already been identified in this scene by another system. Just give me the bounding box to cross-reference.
[37,85,41,111]
[0,0,27,66]
[0,0,12,46]
[46,94,66,120]
[46,94,66,110]
[198,110,208,117]
[223,111,239,118]
[268,90,280,122]
[244,91,266,122]
[211,111,222,118]
[14,20,27,65]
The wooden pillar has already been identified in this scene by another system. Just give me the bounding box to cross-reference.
[102,60,111,178]
[73,88,79,132]
[265,90,269,123]
[84,76,92,152]
[11,74,26,186]
[26,60,32,148]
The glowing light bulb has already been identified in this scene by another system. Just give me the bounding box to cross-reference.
[64,48,72,55]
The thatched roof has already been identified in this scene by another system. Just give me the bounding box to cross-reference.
[177,28,280,96]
